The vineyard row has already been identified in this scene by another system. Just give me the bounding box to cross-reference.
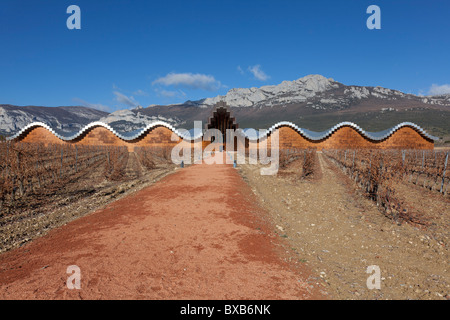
[0,142,170,210]
[323,149,449,224]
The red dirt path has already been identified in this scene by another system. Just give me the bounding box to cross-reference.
[0,156,323,299]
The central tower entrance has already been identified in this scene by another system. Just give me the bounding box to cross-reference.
[206,102,238,150]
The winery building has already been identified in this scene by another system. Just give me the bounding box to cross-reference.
[8,102,437,151]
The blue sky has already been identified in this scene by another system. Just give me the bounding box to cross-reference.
[1,0,449,111]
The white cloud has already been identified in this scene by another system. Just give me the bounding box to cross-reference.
[428,83,450,96]
[133,89,148,96]
[152,72,222,91]
[237,65,244,75]
[160,90,177,98]
[154,88,186,99]
[73,98,110,112]
[113,91,139,107]
[248,65,270,81]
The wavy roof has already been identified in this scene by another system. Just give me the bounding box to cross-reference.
[242,121,439,142]
[7,121,200,141]
[7,121,439,142]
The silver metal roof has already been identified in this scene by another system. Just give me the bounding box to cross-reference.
[7,121,439,142]
[242,121,439,142]
[7,121,201,142]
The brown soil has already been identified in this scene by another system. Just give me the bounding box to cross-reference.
[238,152,449,300]
[0,154,324,300]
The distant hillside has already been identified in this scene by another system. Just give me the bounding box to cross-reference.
[0,105,108,137]
[138,75,450,146]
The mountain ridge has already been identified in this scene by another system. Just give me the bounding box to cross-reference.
[1,74,449,145]
[180,74,450,109]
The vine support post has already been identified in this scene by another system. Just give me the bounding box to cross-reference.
[60,147,64,178]
[75,145,78,173]
[440,152,448,194]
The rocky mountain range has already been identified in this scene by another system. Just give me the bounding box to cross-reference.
[1,75,449,144]
[140,75,450,144]
[185,74,450,109]
[0,105,108,136]
[0,104,182,136]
